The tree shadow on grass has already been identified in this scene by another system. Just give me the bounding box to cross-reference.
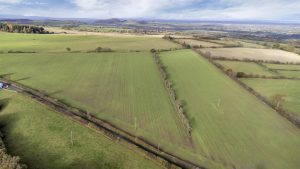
[0,110,124,169]
[0,98,10,112]
[46,90,63,97]
[14,77,32,82]
[0,73,15,79]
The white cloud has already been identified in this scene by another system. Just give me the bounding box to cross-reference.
[1,0,299,21]
[68,0,300,20]
[0,0,23,4]
[71,0,199,18]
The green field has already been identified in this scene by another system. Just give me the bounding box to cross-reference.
[0,90,162,169]
[277,71,300,78]
[242,79,300,116]
[215,60,277,76]
[0,51,224,168]
[1,32,300,169]
[175,39,223,48]
[262,63,300,78]
[208,39,265,48]
[0,32,180,52]
[263,63,300,70]
[160,49,300,169]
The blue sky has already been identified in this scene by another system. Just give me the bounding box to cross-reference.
[0,0,299,21]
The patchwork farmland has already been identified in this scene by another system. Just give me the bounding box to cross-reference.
[214,60,277,76]
[211,57,300,121]
[0,51,203,163]
[0,31,300,169]
[159,49,300,169]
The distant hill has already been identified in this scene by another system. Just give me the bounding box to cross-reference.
[94,18,127,24]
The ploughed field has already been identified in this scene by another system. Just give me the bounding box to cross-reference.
[159,49,300,169]
[0,90,162,169]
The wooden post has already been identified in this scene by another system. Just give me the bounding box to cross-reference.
[71,131,74,147]
[134,117,137,131]
[217,98,221,107]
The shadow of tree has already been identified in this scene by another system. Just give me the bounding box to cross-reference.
[14,77,32,82]
[0,73,15,79]
[0,111,124,169]
[0,98,10,112]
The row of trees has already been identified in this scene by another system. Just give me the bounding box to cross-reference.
[0,23,51,34]
[151,49,192,135]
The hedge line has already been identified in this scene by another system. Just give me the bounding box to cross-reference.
[1,79,204,169]
[151,49,192,136]
[196,50,300,128]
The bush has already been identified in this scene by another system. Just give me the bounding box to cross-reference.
[0,132,27,169]
[150,49,156,53]
[88,47,113,53]
[236,72,246,78]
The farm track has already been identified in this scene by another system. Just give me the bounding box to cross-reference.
[1,79,205,169]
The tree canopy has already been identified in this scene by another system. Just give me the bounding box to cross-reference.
[0,23,51,34]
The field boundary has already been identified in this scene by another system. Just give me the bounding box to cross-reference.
[152,51,193,137]
[194,50,300,128]
[0,78,206,169]
[207,57,300,80]
[199,55,300,65]
[165,36,300,128]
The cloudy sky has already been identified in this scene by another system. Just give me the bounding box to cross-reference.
[0,0,299,21]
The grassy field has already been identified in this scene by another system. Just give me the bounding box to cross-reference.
[160,49,300,169]
[175,39,223,48]
[0,32,180,52]
[0,52,224,168]
[262,63,300,78]
[242,79,300,116]
[200,48,300,63]
[263,63,300,70]
[0,52,187,148]
[208,39,265,48]
[277,71,300,78]
[215,60,277,76]
[0,90,162,169]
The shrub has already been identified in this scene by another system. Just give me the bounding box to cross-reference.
[236,72,246,78]
[0,132,27,169]
[150,49,156,53]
